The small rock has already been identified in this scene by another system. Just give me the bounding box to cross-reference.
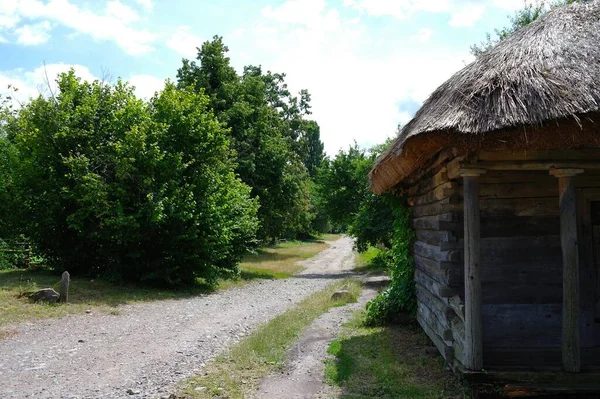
[85,310,92,314]
[126,388,140,395]
[194,386,206,392]
[23,288,59,303]
[78,339,85,343]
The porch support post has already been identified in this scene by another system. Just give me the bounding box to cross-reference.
[550,168,584,373]
[460,167,486,371]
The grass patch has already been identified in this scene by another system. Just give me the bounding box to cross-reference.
[0,240,333,329]
[354,246,388,275]
[177,279,362,399]
[324,312,468,399]
[238,239,330,278]
[318,233,343,241]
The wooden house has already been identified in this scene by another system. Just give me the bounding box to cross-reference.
[369,1,600,374]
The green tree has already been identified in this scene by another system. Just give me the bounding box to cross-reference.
[471,0,588,56]
[3,71,258,285]
[177,36,324,241]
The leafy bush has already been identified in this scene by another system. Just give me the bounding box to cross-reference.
[364,202,416,326]
[3,71,259,285]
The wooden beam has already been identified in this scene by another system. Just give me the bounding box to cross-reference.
[550,168,584,373]
[475,161,600,171]
[460,167,485,371]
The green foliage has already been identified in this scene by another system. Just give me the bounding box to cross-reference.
[471,0,589,56]
[318,139,394,248]
[3,71,258,285]
[177,36,325,241]
[364,203,416,326]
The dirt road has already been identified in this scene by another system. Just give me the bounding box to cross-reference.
[0,237,355,399]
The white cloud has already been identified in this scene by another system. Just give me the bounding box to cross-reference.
[449,4,486,27]
[232,0,473,155]
[0,0,156,55]
[135,0,153,10]
[345,0,522,27]
[14,21,52,45]
[128,74,164,99]
[0,63,97,105]
[166,25,202,58]
[410,27,433,42]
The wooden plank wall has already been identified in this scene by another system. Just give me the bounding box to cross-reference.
[474,150,600,368]
[404,152,466,370]
[405,149,600,371]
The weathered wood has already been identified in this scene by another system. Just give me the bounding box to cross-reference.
[408,182,456,206]
[479,181,557,199]
[413,241,461,263]
[448,295,465,322]
[414,229,458,248]
[482,304,561,348]
[418,301,450,336]
[551,168,584,373]
[478,149,600,162]
[406,167,450,197]
[412,214,460,231]
[417,313,454,362]
[475,161,600,171]
[403,148,456,187]
[481,216,560,238]
[416,282,453,325]
[411,197,461,218]
[414,257,461,286]
[414,269,457,298]
[479,197,558,218]
[461,168,484,371]
[413,254,460,274]
[59,271,70,303]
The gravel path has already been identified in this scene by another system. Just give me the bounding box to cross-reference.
[0,237,356,399]
[252,276,383,399]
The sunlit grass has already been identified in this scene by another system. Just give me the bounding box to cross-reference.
[178,279,362,399]
[0,239,336,329]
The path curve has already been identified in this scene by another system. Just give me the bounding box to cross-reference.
[0,237,355,399]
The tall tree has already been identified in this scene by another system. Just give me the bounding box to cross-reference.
[177,36,324,240]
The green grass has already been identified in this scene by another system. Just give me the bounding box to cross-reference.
[177,279,362,399]
[354,246,388,275]
[324,312,468,399]
[318,233,343,241]
[0,239,333,329]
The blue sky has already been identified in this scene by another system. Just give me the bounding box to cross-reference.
[0,0,527,155]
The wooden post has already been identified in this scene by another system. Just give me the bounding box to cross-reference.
[550,168,584,373]
[59,271,70,304]
[460,167,486,371]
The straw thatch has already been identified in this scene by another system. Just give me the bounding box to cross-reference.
[370,0,600,194]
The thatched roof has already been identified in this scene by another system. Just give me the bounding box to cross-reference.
[370,0,600,194]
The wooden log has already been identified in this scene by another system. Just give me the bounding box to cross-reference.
[479,181,557,199]
[479,197,558,218]
[418,301,450,336]
[416,282,452,322]
[414,230,458,248]
[478,149,600,162]
[448,295,465,322]
[417,313,454,362]
[413,241,461,263]
[403,148,457,187]
[414,257,461,287]
[59,271,70,303]
[414,269,458,298]
[406,167,450,197]
[475,161,600,171]
[461,168,484,371]
[550,168,584,373]
[412,214,460,231]
[408,182,456,206]
[411,197,461,218]
[413,253,460,272]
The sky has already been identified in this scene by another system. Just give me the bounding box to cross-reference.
[0,0,528,155]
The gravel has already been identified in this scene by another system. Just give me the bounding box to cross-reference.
[0,237,356,399]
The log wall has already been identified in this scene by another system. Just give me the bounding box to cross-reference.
[403,148,600,370]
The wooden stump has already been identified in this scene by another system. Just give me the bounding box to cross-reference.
[59,271,70,303]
